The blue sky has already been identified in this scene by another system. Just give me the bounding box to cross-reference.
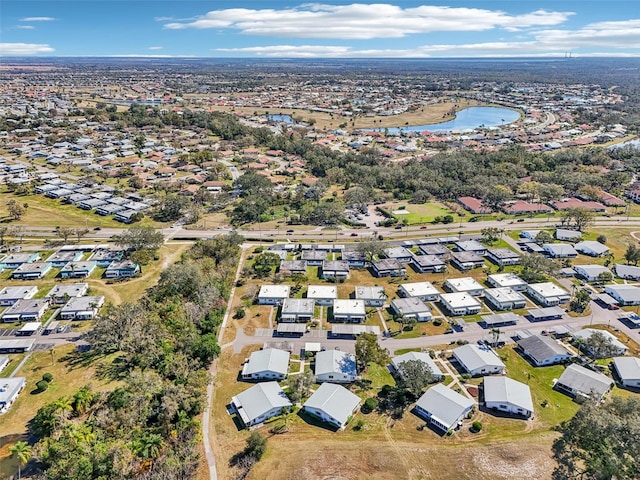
[1,1,639,57]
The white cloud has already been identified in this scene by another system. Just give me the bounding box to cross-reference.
[216,45,353,57]
[148,46,163,50]
[534,19,640,49]
[20,17,55,22]
[165,3,573,39]
[15,25,35,30]
[0,43,54,55]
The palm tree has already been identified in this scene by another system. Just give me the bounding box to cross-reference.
[72,385,94,414]
[53,397,73,425]
[139,433,163,460]
[9,441,31,479]
[490,328,502,346]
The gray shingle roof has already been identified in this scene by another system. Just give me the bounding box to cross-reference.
[557,364,612,398]
[517,334,572,364]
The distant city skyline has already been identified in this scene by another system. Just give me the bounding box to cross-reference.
[1,1,639,58]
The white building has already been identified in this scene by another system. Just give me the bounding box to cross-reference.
[574,241,609,257]
[241,348,290,380]
[0,286,38,306]
[280,298,315,323]
[555,364,613,401]
[453,344,505,376]
[487,273,527,291]
[439,293,482,316]
[398,282,440,302]
[555,228,582,241]
[315,350,357,383]
[354,286,386,307]
[231,382,292,427]
[573,265,612,282]
[391,297,432,322]
[543,243,578,258]
[484,287,527,311]
[306,285,338,306]
[526,282,570,307]
[573,329,628,357]
[332,299,366,323]
[414,384,474,433]
[611,357,640,388]
[257,285,290,305]
[444,277,484,296]
[604,284,640,306]
[483,376,533,418]
[516,334,573,366]
[0,377,26,414]
[303,383,361,430]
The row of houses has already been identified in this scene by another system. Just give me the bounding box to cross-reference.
[458,194,625,216]
[1,294,105,323]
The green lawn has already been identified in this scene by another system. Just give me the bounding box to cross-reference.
[384,202,454,225]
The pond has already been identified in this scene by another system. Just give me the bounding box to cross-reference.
[381,106,521,133]
[266,114,294,123]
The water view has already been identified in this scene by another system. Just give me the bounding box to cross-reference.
[384,106,521,133]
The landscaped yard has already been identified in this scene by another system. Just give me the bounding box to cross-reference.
[383,202,456,225]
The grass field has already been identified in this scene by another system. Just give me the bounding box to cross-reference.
[384,202,456,226]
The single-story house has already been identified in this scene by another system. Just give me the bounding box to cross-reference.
[481,312,521,329]
[303,383,361,430]
[342,251,366,268]
[257,285,291,305]
[391,297,432,322]
[486,248,521,267]
[487,273,527,291]
[439,292,482,316]
[573,265,612,282]
[458,196,491,214]
[501,200,552,215]
[412,254,446,273]
[332,299,366,323]
[59,295,105,320]
[484,287,527,310]
[399,282,440,302]
[450,251,485,271]
[527,306,565,322]
[0,286,38,306]
[419,244,450,256]
[555,228,582,242]
[307,285,338,306]
[414,384,475,432]
[59,261,97,279]
[517,334,573,366]
[444,277,484,296]
[0,338,36,354]
[278,260,307,276]
[0,252,40,269]
[604,284,640,306]
[543,243,578,258]
[614,264,640,280]
[320,260,350,280]
[2,299,49,322]
[572,329,628,357]
[453,344,505,376]
[0,377,26,414]
[574,241,610,257]
[315,350,357,383]
[301,249,327,266]
[520,230,541,241]
[104,260,140,278]
[483,376,534,418]
[611,356,640,388]
[454,240,487,256]
[241,348,290,381]
[526,282,570,307]
[555,364,613,401]
[89,249,125,267]
[231,382,292,427]
[392,351,444,381]
[44,250,83,267]
[45,283,89,304]
[354,286,386,307]
[280,298,315,323]
[372,258,406,277]
[384,247,413,264]
[11,262,52,280]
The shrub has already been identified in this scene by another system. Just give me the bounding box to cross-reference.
[597,234,607,244]
[353,418,366,431]
[472,421,483,432]
[361,397,379,414]
[36,380,49,392]
[433,318,443,326]
[234,308,246,319]
[442,214,454,224]
[42,373,53,383]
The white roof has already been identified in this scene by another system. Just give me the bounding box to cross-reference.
[484,287,526,303]
[354,285,385,300]
[415,384,474,430]
[488,273,526,288]
[574,265,611,277]
[573,328,628,354]
[315,350,357,377]
[242,348,290,377]
[46,283,88,298]
[333,299,365,316]
[232,382,292,425]
[392,351,444,378]
[528,282,569,299]
[557,364,612,398]
[612,356,640,381]
[392,297,432,316]
[454,344,505,372]
[307,285,337,300]
[0,285,38,300]
[258,284,290,299]
[614,264,640,278]
[483,376,534,413]
[555,228,582,239]
[445,277,484,293]
[0,377,26,407]
[574,241,609,255]
[605,284,640,303]
[543,243,578,256]
[440,292,482,309]
[303,383,360,426]
[400,282,439,297]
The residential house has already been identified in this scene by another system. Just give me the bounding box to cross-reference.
[501,200,552,215]
[573,329,628,357]
[483,376,534,418]
[412,254,446,273]
[555,364,613,400]
[44,250,83,267]
[481,312,521,329]
[280,298,314,323]
[320,260,350,280]
[2,299,49,322]
[414,384,475,432]
[611,357,640,388]
[392,351,444,381]
[59,296,105,320]
[517,334,573,366]
[331,299,366,323]
[551,198,606,212]
[418,244,450,256]
[555,228,582,241]
[604,284,640,306]
[526,282,571,307]
[45,283,89,304]
[301,249,327,266]
[484,287,527,310]
[257,285,290,305]
[303,383,361,430]
[391,297,432,322]
[278,259,307,276]
[486,248,521,266]
[372,258,406,277]
[11,262,52,280]
[384,247,413,264]
[487,273,527,291]
[573,265,612,282]
[59,261,97,279]
[88,249,125,267]
[450,251,485,270]
[439,293,482,316]
[0,286,38,306]
[0,377,26,414]
[307,285,338,306]
[543,243,578,258]
[574,241,610,257]
[453,344,505,376]
[241,348,290,381]
[527,306,565,322]
[342,251,366,268]
[444,277,484,296]
[354,286,386,307]
[231,382,292,427]
[105,260,140,278]
[315,350,357,383]
[0,338,36,354]
[613,264,640,280]
[455,240,487,256]
[458,196,491,214]
[398,282,441,302]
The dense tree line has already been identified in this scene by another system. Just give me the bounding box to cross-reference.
[28,234,243,480]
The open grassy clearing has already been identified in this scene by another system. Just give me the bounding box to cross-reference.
[383,201,456,225]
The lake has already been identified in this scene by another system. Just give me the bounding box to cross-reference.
[382,106,521,133]
[266,114,294,123]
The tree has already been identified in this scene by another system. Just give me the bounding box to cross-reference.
[595,271,613,285]
[553,397,640,480]
[535,230,554,245]
[481,227,500,245]
[582,331,619,359]
[520,253,559,283]
[55,226,74,243]
[9,441,31,480]
[72,385,94,414]
[72,228,90,243]
[395,359,433,397]
[153,194,188,222]
[560,207,595,232]
[355,239,385,266]
[286,370,315,404]
[623,244,640,266]
[251,252,281,278]
[6,199,25,220]
[490,328,503,346]
[0,225,9,246]
[290,272,308,291]
[244,432,267,461]
[570,288,591,313]
[355,332,390,372]
[113,226,164,252]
